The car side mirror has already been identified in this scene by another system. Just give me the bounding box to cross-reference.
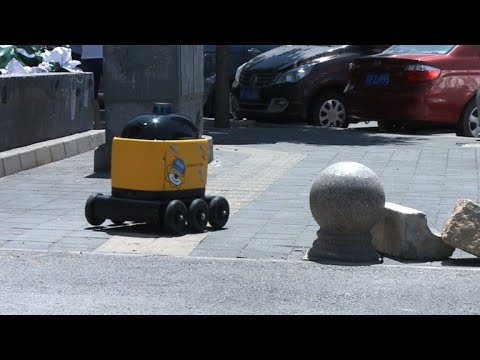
[247,48,261,57]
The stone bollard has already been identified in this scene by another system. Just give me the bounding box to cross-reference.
[307,162,385,264]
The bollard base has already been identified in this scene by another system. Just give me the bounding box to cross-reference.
[93,143,112,174]
[306,229,381,264]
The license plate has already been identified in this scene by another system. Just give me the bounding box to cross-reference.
[240,87,260,100]
[365,73,390,87]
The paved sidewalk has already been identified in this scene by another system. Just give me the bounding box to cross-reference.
[0,124,479,267]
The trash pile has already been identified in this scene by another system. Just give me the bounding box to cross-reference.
[0,45,82,75]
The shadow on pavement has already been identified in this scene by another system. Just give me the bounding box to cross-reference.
[85,172,111,179]
[382,255,480,268]
[205,125,429,147]
[441,258,480,267]
[88,221,222,238]
[305,258,384,267]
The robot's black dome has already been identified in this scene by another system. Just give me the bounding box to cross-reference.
[121,105,200,140]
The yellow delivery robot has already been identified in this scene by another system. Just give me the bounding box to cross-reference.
[84,103,229,235]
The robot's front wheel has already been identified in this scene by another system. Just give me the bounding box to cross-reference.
[85,193,106,226]
[188,199,209,233]
[208,196,230,230]
[164,200,187,235]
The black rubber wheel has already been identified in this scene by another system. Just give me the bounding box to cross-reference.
[309,91,348,128]
[188,199,209,233]
[85,194,105,226]
[458,98,479,138]
[404,121,420,133]
[377,120,396,133]
[111,219,125,225]
[208,196,230,230]
[164,200,187,235]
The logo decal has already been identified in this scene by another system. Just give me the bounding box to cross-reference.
[167,158,186,188]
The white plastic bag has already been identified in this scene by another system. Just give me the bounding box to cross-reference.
[5,58,29,74]
[42,46,82,72]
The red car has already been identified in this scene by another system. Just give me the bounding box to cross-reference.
[345,45,480,137]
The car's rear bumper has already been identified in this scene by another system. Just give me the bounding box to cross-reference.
[346,88,431,123]
[345,81,462,125]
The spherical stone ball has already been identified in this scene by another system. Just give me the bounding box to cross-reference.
[309,162,385,233]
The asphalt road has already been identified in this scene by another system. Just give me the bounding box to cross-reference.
[0,249,479,315]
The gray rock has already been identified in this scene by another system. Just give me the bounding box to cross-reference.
[371,202,454,261]
[442,199,480,257]
[307,162,385,263]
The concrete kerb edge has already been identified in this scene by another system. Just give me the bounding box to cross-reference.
[2,152,21,176]
[19,150,38,170]
[0,157,5,178]
[0,130,105,178]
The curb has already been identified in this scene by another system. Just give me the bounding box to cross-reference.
[0,130,105,178]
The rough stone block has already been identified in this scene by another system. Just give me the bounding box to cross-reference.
[371,202,454,261]
[442,199,480,257]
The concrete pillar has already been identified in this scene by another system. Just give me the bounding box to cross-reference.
[94,45,204,173]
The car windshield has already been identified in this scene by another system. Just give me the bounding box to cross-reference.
[383,45,456,54]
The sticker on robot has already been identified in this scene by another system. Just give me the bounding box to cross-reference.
[167,158,186,188]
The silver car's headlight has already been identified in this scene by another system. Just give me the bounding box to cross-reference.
[276,63,316,84]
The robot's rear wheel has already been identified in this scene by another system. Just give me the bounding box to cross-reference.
[188,199,209,232]
[164,200,187,235]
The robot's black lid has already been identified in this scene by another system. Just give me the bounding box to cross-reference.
[121,103,200,140]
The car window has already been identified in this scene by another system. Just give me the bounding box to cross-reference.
[383,45,456,54]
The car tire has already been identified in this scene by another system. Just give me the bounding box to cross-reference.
[458,98,480,138]
[377,120,406,133]
[377,120,394,133]
[309,92,348,128]
[111,219,125,225]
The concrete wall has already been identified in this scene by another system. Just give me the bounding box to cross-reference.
[0,72,94,152]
